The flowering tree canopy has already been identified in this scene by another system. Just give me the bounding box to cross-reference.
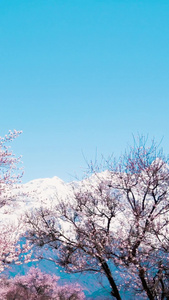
[0,130,22,206]
[26,137,169,299]
[0,130,23,271]
[0,267,85,300]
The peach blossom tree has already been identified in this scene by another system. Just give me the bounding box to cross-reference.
[26,137,169,299]
[0,130,23,271]
[0,267,85,300]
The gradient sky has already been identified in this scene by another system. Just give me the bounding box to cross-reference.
[0,0,169,183]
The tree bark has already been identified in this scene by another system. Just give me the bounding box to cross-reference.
[139,268,154,300]
[98,257,122,300]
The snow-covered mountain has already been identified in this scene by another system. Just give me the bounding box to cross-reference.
[0,176,75,221]
[0,171,112,221]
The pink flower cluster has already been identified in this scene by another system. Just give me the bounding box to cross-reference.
[0,267,85,300]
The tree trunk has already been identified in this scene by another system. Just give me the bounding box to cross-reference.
[139,268,154,300]
[98,257,122,300]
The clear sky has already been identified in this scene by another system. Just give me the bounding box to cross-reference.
[0,0,169,183]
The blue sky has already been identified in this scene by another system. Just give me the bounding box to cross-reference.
[0,0,169,183]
